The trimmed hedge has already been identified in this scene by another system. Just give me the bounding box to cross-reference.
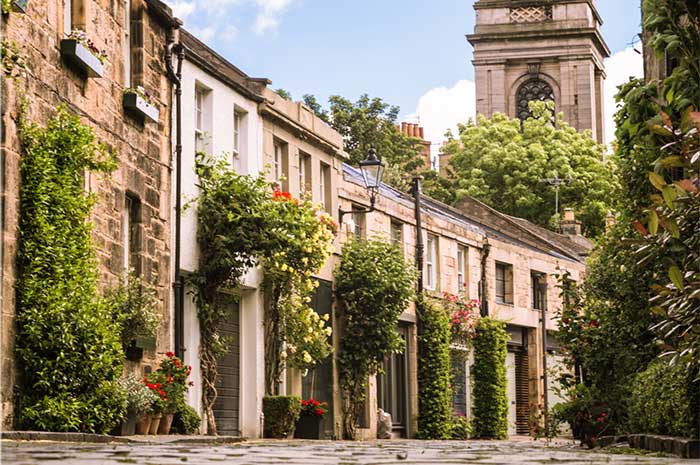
[416,296,452,439]
[629,361,700,438]
[263,395,301,438]
[472,317,509,439]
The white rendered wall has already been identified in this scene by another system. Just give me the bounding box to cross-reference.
[174,59,265,437]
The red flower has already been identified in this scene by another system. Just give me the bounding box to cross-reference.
[165,351,175,357]
[589,320,599,328]
[315,408,324,416]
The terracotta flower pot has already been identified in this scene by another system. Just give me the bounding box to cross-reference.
[135,414,151,435]
[149,413,162,435]
[158,412,174,435]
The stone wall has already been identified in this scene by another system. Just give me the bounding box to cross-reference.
[0,0,177,428]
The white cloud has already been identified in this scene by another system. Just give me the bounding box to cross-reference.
[253,0,292,34]
[407,80,476,155]
[187,25,216,43]
[165,0,195,20]
[253,14,279,34]
[603,46,644,148]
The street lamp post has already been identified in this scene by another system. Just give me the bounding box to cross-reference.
[339,147,385,223]
[541,173,571,218]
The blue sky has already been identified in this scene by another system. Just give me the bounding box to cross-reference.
[167,0,644,148]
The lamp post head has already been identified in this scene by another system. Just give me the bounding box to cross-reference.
[359,146,385,196]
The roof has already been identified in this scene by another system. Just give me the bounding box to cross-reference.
[144,0,182,28]
[342,163,588,264]
[180,29,269,102]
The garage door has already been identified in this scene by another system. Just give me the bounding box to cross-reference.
[213,296,240,436]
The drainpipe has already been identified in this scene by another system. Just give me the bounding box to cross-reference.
[165,30,185,359]
[411,176,424,337]
[541,278,549,428]
[479,237,490,317]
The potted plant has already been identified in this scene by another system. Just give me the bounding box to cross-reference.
[145,379,167,434]
[60,30,106,77]
[134,380,159,435]
[106,274,159,362]
[294,398,328,439]
[115,375,155,436]
[147,352,194,435]
[123,86,160,123]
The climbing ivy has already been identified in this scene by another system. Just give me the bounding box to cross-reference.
[16,107,123,433]
[471,317,509,439]
[334,238,415,439]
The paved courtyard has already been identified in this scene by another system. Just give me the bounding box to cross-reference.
[1,438,694,465]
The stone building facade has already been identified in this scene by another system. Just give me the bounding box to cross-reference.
[468,0,610,143]
[0,0,179,428]
[339,166,588,438]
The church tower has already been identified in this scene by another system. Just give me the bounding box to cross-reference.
[467,0,610,143]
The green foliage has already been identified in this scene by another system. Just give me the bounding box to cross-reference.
[335,238,415,439]
[262,395,302,438]
[433,102,618,237]
[16,107,123,433]
[275,88,292,101]
[118,375,157,416]
[147,353,192,414]
[172,400,201,435]
[1,0,11,14]
[302,94,425,191]
[416,295,453,439]
[192,152,335,432]
[1,39,26,78]
[471,317,509,439]
[105,273,159,350]
[629,361,700,438]
[450,414,472,440]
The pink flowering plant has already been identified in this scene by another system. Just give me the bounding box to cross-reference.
[442,291,479,346]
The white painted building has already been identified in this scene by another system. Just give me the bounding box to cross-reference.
[171,29,269,438]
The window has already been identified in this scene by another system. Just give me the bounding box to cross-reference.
[426,234,439,290]
[390,220,402,251]
[516,79,555,122]
[194,86,209,153]
[457,245,468,292]
[319,161,331,211]
[273,140,289,190]
[532,272,547,311]
[495,263,514,304]
[64,0,72,33]
[299,151,311,196]
[351,207,365,240]
[233,109,242,157]
[123,0,131,87]
[124,194,141,276]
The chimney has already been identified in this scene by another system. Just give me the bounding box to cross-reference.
[560,208,582,236]
[419,126,424,139]
[401,122,408,135]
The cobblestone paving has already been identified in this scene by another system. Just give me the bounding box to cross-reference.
[1,438,694,465]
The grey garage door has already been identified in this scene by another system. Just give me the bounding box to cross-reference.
[213,296,240,436]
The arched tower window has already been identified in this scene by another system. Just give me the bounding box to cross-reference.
[516,79,555,121]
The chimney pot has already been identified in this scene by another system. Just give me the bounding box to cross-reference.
[419,127,424,139]
[401,122,408,135]
[563,208,575,221]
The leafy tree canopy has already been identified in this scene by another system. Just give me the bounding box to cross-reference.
[431,102,619,237]
[303,93,425,191]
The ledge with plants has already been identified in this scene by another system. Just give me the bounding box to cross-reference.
[60,30,106,78]
[123,86,159,123]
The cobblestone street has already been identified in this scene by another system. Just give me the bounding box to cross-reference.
[1,439,694,465]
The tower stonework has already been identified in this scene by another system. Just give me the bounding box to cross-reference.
[467,0,610,144]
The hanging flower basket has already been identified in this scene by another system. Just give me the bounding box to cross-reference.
[60,31,106,78]
[123,87,159,123]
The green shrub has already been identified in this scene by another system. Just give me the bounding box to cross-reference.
[262,395,301,438]
[416,295,452,439]
[629,361,700,438]
[335,238,415,439]
[16,108,122,433]
[172,400,201,435]
[450,414,472,440]
[105,273,159,350]
[471,317,509,439]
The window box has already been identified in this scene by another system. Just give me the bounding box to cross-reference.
[60,38,104,78]
[123,91,160,123]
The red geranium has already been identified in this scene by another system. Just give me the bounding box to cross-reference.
[300,398,328,417]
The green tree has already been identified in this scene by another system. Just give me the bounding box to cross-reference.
[435,102,619,237]
[304,93,425,191]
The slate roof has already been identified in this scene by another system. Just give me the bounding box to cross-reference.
[342,163,589,264]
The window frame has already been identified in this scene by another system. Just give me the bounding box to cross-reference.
[457,245,468,293]
[233,109,242,157]
[319,161,331,212]
[531,271,547,311]
[495,262,514,305]
[426,233,439,290]
[123,0,131,87]
[298,151,311,196]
